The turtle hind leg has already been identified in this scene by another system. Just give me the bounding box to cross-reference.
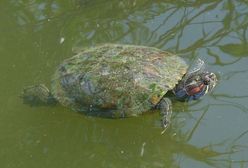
[158,97,172,134]
[21,84,57,106]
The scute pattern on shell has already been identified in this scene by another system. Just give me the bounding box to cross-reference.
[51,44,188,117]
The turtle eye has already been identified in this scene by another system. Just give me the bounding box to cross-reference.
[203,74,211,85]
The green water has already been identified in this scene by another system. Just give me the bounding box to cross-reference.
[1,0,248,167]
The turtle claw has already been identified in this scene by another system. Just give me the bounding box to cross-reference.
[161,128,167,135]
[161,115,170,135]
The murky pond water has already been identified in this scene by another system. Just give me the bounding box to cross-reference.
[1,0,248,167]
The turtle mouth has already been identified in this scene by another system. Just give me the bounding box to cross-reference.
[204,72,217,93]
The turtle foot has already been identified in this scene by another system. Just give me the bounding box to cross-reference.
[159,97,172,134]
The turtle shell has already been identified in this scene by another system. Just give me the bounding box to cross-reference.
[51,44,188,117]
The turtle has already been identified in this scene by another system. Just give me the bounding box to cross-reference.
[21,44,217,131]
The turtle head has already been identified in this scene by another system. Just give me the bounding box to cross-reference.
[173,59,217,101]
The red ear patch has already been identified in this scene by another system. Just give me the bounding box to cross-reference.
[187,83,205,96]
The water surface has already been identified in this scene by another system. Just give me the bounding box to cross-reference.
[1,0,248,167]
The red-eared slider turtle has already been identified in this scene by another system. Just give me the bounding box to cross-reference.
[21,44,217,131]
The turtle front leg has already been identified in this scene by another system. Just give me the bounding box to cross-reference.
[158,97,172,134]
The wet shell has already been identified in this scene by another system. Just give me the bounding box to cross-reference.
[51,44,188,117]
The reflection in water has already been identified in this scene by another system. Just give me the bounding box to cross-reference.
[172,107,248,167]
[2,0,248,167]
[9,0,248,59]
